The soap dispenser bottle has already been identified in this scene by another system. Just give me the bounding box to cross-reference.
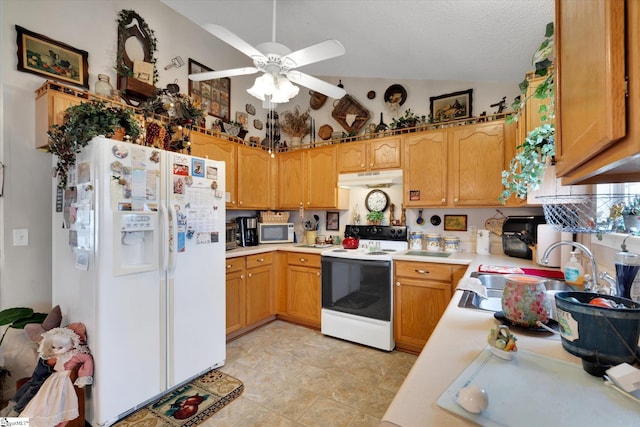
[564,251,585,286]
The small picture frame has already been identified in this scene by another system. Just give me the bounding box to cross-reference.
[16,25,89,89]
[188,58,231,121]
[430,89,473,122]
[326,211,340,231]
[444,214,468,231]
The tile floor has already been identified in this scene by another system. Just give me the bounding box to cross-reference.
[204,320,417,427]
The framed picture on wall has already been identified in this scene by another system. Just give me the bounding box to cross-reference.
[429,88,473,122]
[326,211,339,231]
[444,214,468,231]
[15,25,89,89]
[188,58,231,121]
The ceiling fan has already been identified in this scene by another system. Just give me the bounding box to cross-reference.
[188,0,346,102]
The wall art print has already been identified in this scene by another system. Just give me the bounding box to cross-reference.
[429,89,473,122]
[16,25,89,89]
[188,58,230,122]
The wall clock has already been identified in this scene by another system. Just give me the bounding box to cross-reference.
[365,189,390,212]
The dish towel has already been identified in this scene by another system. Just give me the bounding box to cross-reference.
[456,277,488,299]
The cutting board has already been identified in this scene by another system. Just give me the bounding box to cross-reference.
[437,347,640,426]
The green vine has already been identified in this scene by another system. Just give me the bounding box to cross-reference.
[500,22,555,203]
[115,10,159,84]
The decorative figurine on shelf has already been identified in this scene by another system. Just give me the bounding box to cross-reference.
[401,204,406,226]
[19,323,94,427]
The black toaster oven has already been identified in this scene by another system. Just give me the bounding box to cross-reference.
[501,216,546,259]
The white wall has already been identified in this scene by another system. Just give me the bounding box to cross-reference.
[2,0,527,311]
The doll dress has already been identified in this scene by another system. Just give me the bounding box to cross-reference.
[19,352,79,427]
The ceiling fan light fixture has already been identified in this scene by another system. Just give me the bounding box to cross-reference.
[247,73,299,103]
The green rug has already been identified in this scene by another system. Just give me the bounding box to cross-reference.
[113,370,243,426]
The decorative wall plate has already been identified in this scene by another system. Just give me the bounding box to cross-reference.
[367,90,376,99]
[246,104,256,115]
[253,119,263,130]
[384,84,407,105]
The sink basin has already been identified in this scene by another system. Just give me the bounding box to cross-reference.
[404,250,452,257]
[458,272,575,312]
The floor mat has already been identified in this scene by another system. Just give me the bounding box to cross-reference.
[113,370,243,426]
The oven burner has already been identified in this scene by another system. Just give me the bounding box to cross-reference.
[367,251,388,255]
[382,249,396,252]
[332,249,347,252]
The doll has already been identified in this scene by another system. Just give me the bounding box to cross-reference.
[19,323,94,427]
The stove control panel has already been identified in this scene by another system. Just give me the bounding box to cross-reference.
[344,225,407,241]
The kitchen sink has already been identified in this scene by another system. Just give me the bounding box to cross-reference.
[404,250,452,257]
[457,272,575,312]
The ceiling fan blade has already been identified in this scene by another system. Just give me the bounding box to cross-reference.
[286,71,346,99]
[202,23,266,59]
[189,67,259,81]
[282,40,346,68]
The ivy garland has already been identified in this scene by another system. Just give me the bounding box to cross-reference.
[115,10,159,85]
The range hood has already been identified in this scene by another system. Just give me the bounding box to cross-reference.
[338,169,403,188]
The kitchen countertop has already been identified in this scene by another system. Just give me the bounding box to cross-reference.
[379,254,584,427]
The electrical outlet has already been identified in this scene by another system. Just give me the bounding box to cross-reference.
[13,228,29,246]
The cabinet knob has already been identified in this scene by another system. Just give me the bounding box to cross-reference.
[239,201,243,205]
[226,264,232,269]
[441,198,446,203]
[370,162,374,167]
[306,201,310,205]
[317,272,320,277]
[231,201,236,205]
[240,274,244,279]
[257,258,265,262]
[454,198,459,203]
[248,272,252,278]
[414,269,429,275]
[299,258,307,262]
[396,281,401,286]
[361,163,365,168]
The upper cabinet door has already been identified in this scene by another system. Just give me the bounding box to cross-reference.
[555,0,626,176]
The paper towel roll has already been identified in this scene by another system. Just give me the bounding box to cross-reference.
[536,224,561,267]
[477,229,491,255]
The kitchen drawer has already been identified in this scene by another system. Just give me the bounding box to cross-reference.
[246,252,273,269]
[394,261,453,282]
[225,257,245,273]
[287,252,321,268]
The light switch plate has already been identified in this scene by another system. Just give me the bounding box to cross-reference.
[13,228,29,246]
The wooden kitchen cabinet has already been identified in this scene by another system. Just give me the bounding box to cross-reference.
[403,121,514,207]
[35,83,88,149]
[285,252,321,328]
[190,132,238,209]
[393,261,465,353]
[245,252,274,325]
[338,135,401,173]
[403,130,448,207]
[237,145,273,209]
[554,0,640,184]
[277,145,348,209]
[224,257,246,335]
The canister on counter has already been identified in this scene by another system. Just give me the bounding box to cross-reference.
[425,233,442,252]
[443,236,460,253]
[410,231,424,250]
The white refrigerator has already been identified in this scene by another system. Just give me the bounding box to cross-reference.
[51,137,226,426]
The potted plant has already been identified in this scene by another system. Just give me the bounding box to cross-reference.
[622,196,640,232]
[500,22,555,203]
[47,101,142,188]
[280,106,311,147]
[366,211,384,225]
[390,109,426,131]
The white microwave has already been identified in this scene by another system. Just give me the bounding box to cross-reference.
[258,223,295,244]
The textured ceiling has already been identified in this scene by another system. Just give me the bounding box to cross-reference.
[161,0,554,83]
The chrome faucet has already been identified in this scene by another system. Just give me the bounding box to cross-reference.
[540,241,601,292]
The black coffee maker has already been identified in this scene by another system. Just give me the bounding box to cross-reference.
[237,216,259,247]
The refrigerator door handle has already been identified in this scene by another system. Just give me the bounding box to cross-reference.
[168,203,178,272]
[159,202,170,273]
